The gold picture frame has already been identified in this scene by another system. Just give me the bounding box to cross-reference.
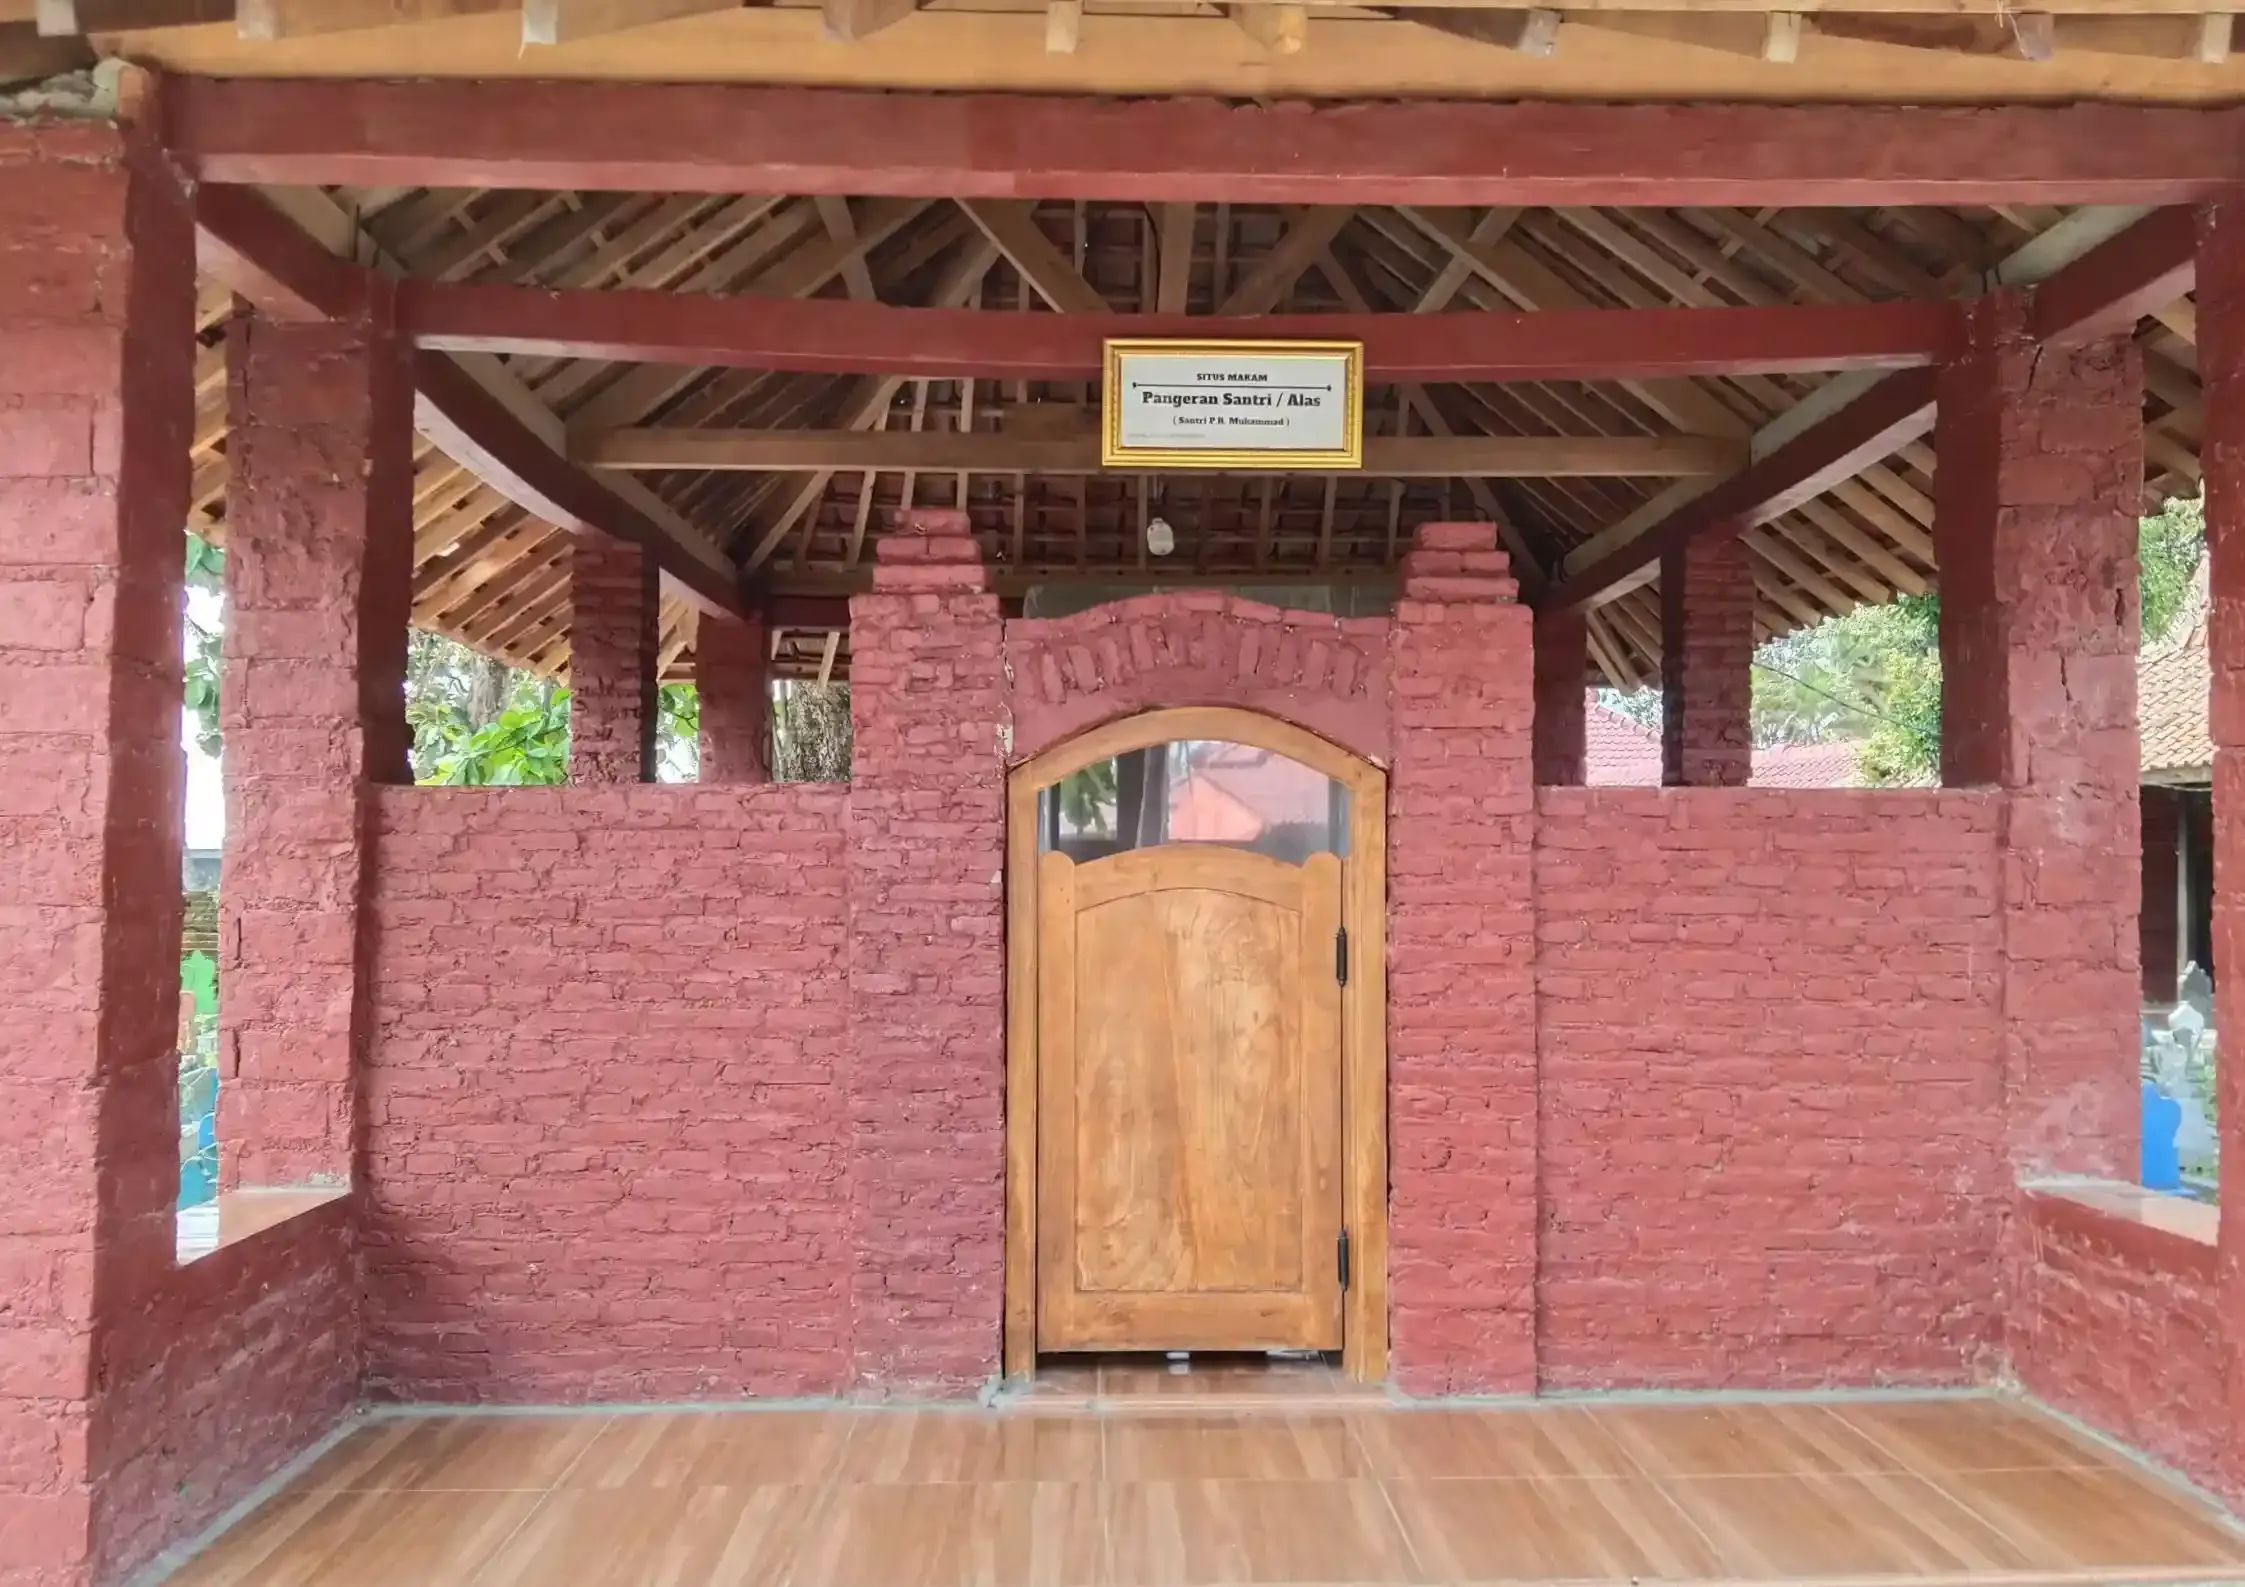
[1102,338,1364,471]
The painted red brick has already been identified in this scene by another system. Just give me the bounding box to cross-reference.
[1532,610,1587,786]
[844,512,1007,1393]
[567,538,655,785]
[1660,532,1753,787]
[1385,522,1538,1395]
[1535,788,2007,1387]
[1938,291,2141,1181]
[2202,198,2245,1513]
[697,612,770,784]
[2010,1192,2234,1507]
[219,306,414,1188]
[0,121,359,1587]
[1005,591,1391,764]
[363,784,850,1401]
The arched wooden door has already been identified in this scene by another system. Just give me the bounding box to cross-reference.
[1004,708,1388,1380]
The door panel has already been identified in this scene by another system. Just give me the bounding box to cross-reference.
[1037,845,1343,1353]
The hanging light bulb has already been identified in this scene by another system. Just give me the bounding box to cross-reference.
[1145,515,1176,557]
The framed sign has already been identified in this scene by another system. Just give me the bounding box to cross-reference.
[1102,339,1363,470]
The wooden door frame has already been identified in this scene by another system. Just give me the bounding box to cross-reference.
[1003,705,1389,1383]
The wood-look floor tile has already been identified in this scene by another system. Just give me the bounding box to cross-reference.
[835,1413,1102,1484]
[166,1488,546,1587]
[470,1483,815,1587]
[1347,1406,1640,1481]
[286,1415,609,1492]
[788,1482,1104,1587]
[1925,1464,2245,1571]
[1593,1402,1902,1477]
[1104,1415,1368,1479]
[1826,1397,2105,1472]
[1384,1475,1723,1581]
[1656,1469,2034,1578]
[1106,1479,1422,1584]
[562,1410,853,1488]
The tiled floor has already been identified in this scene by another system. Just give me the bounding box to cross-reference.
[159,1392,2245,1587]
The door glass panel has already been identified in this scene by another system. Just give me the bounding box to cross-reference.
[1038,740,1346,864]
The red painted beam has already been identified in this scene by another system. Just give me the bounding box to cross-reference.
[164,80,2245,205]
[401,282,1962,383]
[1538,367,1940,616]
[192,183,365,322]
[412,355,743,618]
[2029,205,2200,345]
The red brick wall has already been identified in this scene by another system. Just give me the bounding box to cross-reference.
[1535,788,2007,1388]
[91,1208,358,1584]
[2012,1193,2235,1506]
[845,514,1007,1393]
[1005,591,1390,765]
[567,538,655,785]
[1660,533,1755,787]
[1385,524,1539,1395]
[363,784,851,1401]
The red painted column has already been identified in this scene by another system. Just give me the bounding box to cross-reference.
[1386,522,1538,1394]
[845,510,1006,1392]
[220,306,414,1189]
[1937,289,2141,1179]
[1533,610,1588,785]
[1659,533,1754,787]
[568,538,656,784]
[697,611,771,784]
[2198,202,2245,1503]
[0,122,192,1585]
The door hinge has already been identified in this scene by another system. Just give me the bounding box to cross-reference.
[1338,1228,1352,1291]
[1335,925,1349,987]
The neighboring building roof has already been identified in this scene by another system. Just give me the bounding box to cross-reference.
[2141,560,2212,783]
[1582,699,1876,789]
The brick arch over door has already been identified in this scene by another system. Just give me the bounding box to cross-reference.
[1002,593,1392,765]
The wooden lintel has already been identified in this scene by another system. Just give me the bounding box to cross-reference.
[401,283,1964,383]
[576,428,1746,477]
[163,78,2245,206]
[2028,204,2199,344]
[1539,366,1939,614]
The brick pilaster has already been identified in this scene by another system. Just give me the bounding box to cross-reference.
[697,611,771,784]
[1533,610,1588,786]
[568,538,656,784]
[1659,533,1754,787]
[1937,289,2141,1180]
[1386,522,1538,1394]
[0,121,193,1585]
[845,511,1006,1392]
[220,306,413,1190]
[2198,202,2245,1499]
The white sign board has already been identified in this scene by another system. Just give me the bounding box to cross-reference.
[1102,339,1363,470]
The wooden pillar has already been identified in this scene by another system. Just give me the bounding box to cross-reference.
[698,611,771,784]
[221,304,414,1188]
[2141,784,2184,1003]
[1533,610,1588,786]
[2197,201,2245,1499]
[1659,533,1754,787]
[568,538,657,784]
[1936,288,2142,1179]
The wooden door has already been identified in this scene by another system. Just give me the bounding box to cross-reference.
[1036,844,1344,1353]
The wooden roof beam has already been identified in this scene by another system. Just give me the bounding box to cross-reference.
[191,182,747,619]
[2027,204,2198,343]
[957,200,1107,313]
[164,80,2245,206]
[578,429,1746,477]
[403,285,1964,383]
[523,0,736,45]
[1538,366,1937,614]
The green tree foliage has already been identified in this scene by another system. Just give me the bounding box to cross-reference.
[1594,497,2207,787]
[183,532,224,758]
